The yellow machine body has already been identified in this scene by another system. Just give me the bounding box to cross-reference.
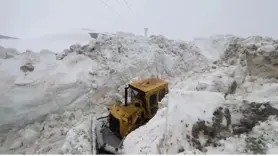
[108,78,169,137]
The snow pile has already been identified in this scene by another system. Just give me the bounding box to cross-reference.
[204,117,278,154]
[123,107,167,154]
[123,91,225,154]
[0,46,19,59]
[204,101,278,154]
[0,108,97,154]
[194,35,278,79]
[221,36,278,79]
[0,50,95,132]
[123,35,278,154]
[192,35,237,61]
[0,48,99,154]
[58,33,209,106]
[171,66,238,94]
[60,119,91,154]
[124,66,278,154]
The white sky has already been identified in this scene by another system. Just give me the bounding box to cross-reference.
[1,0,278,40]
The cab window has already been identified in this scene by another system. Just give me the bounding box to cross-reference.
[159,89,166,101]
[130,88,138,101]
[150,94,157,106]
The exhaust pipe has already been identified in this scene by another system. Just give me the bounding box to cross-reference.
[125,87,128,106]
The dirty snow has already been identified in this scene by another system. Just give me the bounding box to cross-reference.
[1,32,278,154]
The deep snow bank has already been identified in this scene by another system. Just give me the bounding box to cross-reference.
[58,33,209,106]
[0,50,95,132]
[123,35,278,154]
[124,69,278,154]
[221,36,278,79]
[192,35,237,61]
[123,91,225,154]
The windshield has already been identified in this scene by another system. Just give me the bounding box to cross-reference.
[130,88,138,101]
[128,87,144,102]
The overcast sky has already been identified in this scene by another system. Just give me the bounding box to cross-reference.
[1,0,278,40]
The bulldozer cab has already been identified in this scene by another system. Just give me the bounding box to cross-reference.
[128,78,169,119]
[108,78,168,136]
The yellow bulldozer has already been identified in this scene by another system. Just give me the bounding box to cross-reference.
[92,78,169,154]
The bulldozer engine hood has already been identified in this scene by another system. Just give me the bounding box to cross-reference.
[110,103,141,121]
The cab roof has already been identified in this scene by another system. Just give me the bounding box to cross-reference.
[129,78,168,93]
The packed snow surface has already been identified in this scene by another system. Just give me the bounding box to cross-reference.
[1,32,278,154]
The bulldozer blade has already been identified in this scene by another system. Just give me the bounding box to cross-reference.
[101,126,123,148]
[91,116,124,154]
